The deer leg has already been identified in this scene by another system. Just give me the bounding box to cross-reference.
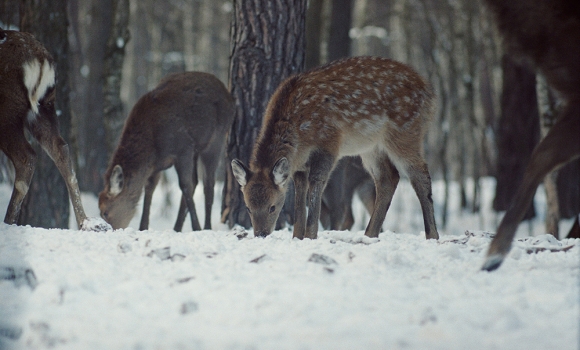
[2,136,37,225]
[139,172,161,230]
[323,159,348,230]
[361,152,399,238]
[200,151,220,230]
[292,171,308,239]
[304,153,334,239]
[174,156,200,231]
[484,104,580,271]
[174,156,199,232]
[29,122,87,229]
[406,162,439,240]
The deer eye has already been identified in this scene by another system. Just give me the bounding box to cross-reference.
[246,207,251,214]
[269,205,276,214]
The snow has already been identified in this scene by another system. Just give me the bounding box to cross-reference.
[0,175,579,349]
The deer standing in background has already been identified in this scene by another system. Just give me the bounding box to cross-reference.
[320,157,375,230]
[232,56,438,240]
[99,72,234,231]
[0,28,90,229]
[482,0,580,271]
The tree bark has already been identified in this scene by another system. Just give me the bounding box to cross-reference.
[18,0,71,228]
[493,54,540,220]
[222,0,306,229]
[103,0,130,157]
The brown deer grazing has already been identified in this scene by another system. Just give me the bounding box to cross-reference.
[98,72,234,231]
[482,0,580,271]
[232,56,438,240]
[320,157,375,230]
[0,28,91,229]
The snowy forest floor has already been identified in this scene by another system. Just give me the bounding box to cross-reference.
[0,174,578,349]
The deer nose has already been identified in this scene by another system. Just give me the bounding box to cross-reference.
[255,231,269,238]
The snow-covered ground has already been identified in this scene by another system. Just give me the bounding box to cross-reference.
[0,174,578,349]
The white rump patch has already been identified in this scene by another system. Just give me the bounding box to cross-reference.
[23,59,55,122]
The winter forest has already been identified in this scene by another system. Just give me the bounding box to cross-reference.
[1,0,580,349]
[1,0,579,235]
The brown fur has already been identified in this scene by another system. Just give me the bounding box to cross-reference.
[99,72,234,231]
[232,56,438,240]
[0,28,88,228]
[483,0,580,270]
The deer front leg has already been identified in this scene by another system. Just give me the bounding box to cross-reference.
[304,152,334,239]
[33,124,88,229]
[292,171,308,240]
[139,172,161,230]
[483,104,580,271]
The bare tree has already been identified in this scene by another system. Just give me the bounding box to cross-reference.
[18,0,71,228]
[222,0,307,228]
[103,0,130,156]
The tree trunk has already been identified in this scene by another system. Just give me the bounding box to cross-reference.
[493,54,540,220]
[76,0,113,194]
[222,0,306,229]
[103,0,130,157]
[327,0,352,61]
[305,0,324,69]
[18,0,71,228]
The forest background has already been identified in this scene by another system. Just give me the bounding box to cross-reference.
[0,0,578,235]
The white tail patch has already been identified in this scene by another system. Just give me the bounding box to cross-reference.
[23,59,55,122]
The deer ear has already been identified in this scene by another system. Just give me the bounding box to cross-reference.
[109,165,124,196]
[272,157,289,187]
[231,159,249,187]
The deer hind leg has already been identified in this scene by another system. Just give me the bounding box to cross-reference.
[29,121,87,229]
[200,149,221,230]
[361,151,399,238]
[2,135,37,225]
[174,154,201,231]
[483,102,580,271]
[139,171,161,230]
[405,161,438,240]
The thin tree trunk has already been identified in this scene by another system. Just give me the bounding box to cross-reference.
[327,0,352,61]
[18,0,71,228]
[103,0,130,157]
[536,74,559,237]
[222,0,306,228]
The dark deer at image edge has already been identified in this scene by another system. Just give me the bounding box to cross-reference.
[481,0,580,271]
[232,56,439,240]
[98,72,234,231]
[0,28,94,229]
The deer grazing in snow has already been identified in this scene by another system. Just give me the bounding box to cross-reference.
[98,72,234,231]
[0,28,91,229]
[232,56,438,240]
[482,0,580,271]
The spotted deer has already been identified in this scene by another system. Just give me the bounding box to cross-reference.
[482,0,580,271]
[98,72,234,231]
[232,56,438,240]
[0,28,91,229]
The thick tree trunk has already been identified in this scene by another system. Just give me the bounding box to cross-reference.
[222,0,306,229]
[103,0,130,156]
[493,54,540,220]
[18,0,71,228]
[77,0,113,194]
